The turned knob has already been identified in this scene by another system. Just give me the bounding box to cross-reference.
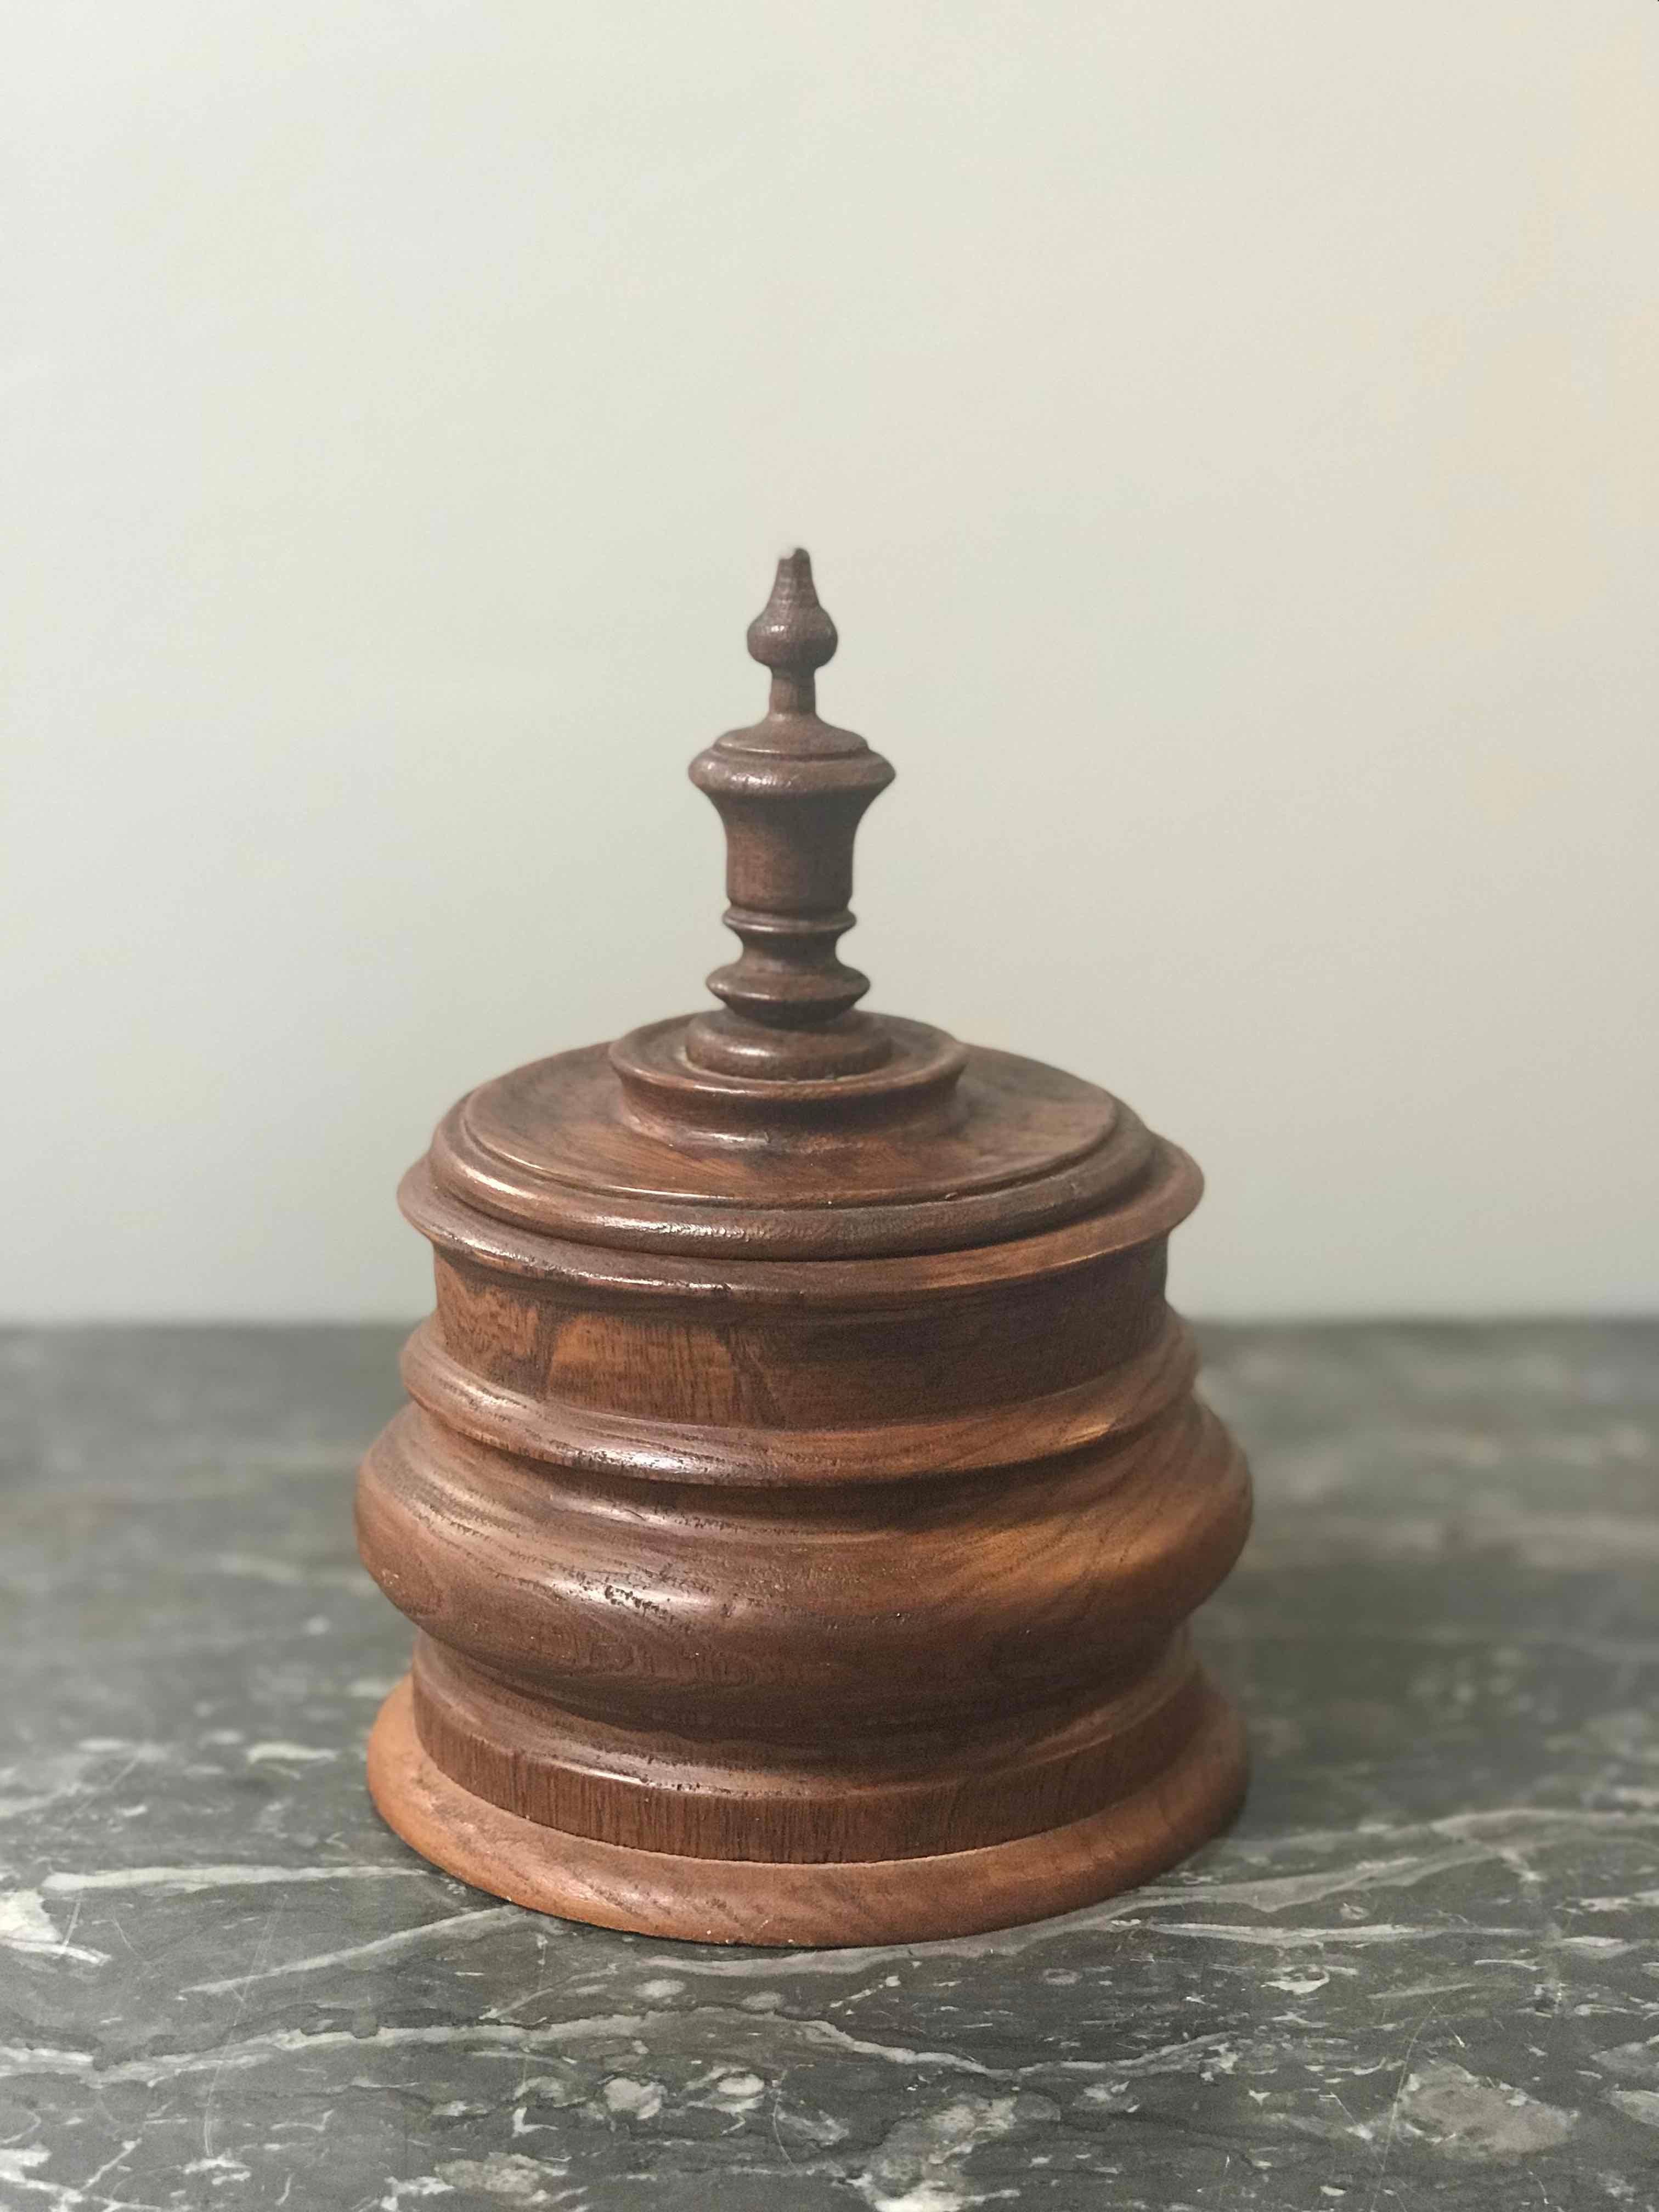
[686,551,896,1080]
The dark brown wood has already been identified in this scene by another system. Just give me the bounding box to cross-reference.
[366,1675,1247,1946]
[686,548,895,1081]
[359,550,1251,1944]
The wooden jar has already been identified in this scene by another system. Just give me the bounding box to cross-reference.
[358,552,1250,1944]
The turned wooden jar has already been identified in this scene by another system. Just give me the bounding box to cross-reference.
[358,551,1250,1944]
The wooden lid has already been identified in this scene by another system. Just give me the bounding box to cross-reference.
[424,551,1162,1261]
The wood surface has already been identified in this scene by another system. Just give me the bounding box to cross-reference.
[358,551,1251,1943]
[367,1674,1248,1947]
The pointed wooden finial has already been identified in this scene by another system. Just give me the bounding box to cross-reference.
[747,549,838,715]
[685,551,895,1080]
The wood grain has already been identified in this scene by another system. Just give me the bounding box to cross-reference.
[358,550,1251,1942]
[367,1674,1248,1947]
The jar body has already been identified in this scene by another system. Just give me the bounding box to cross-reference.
[357,1139,1250,1945]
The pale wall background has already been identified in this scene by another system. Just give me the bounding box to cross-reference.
[7,1,1657,1322]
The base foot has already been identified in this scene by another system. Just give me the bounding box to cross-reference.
[366,1675,1246,1947]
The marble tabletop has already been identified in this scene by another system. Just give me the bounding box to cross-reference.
[2,1322,1657,2210]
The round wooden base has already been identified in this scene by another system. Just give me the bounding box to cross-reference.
[366,1675,1248,1947]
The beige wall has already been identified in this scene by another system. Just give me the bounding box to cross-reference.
[7,2,1656,1319]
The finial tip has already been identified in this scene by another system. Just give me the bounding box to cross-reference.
[748,548,837,678]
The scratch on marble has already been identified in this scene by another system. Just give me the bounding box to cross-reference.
[1137,1846,1496,1915]
[633,1808,1659,1977]
[0,2138,171,2211]
[182,1905,525,1993]
[0,2002,1023,2094]
[0,2017,652,2086]
[0,1742,170,1824]
[203,1901,280,2162]
[0,1889,109,1967]
[1056,2030,1238,2079]
[1367,1978,1485,2003]
[1147,1921,1534,1948]
[43,1864,431,1897]
[780,2017,1003,2077]
[79,2140,141,2197]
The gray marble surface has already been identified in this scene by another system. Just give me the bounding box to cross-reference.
[3,1323,1658,2211]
